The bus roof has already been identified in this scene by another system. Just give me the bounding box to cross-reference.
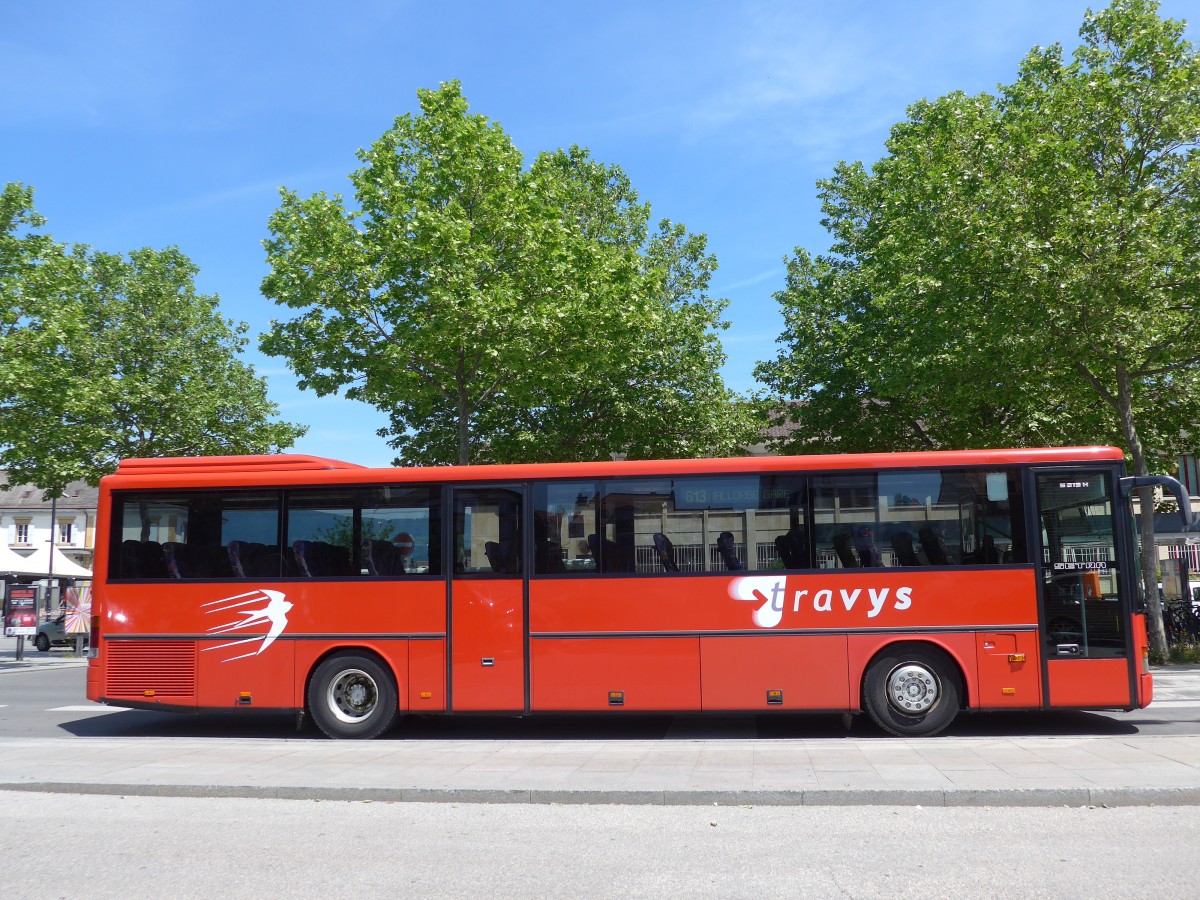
[105,446,1126,490]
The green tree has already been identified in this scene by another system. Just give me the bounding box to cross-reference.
[756,0,1200,653]
[0,187,306,495]
[0,183,53,392]
[261,81,758,467]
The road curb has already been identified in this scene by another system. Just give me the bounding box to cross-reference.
[0,660,87,673]
[4,782,1200,807]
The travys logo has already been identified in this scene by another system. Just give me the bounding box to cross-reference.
[201,589,293,662]
[730,576,913,628]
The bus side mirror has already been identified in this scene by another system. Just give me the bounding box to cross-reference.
[1120,475,1195,532]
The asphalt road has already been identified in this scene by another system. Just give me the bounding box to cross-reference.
[2,791,1198,899]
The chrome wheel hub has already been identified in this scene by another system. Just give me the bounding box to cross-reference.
[327,668,379,723]
[886,664,939,715]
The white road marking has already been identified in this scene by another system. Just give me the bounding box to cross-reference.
[48,705,128,714]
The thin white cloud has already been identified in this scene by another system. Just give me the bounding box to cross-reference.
[715,266,785,293]
[668,0,1089,164]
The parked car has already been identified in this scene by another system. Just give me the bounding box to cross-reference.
[34,614,87,652]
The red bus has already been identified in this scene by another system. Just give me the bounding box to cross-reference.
[85,447,1193,738]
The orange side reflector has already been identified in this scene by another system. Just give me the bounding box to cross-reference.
[419,691,432,699]
[144,690,156,697]
[1001,688,1017,695]
[1008,653,1026,663]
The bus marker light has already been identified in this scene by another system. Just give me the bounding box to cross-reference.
[144,690,156,698]
[238,693,252,705]
[766,690,784,705]
[1008,653,1026,663]
[420,691,432,699]
[1002,688,1016,695]
[608,691,624,706]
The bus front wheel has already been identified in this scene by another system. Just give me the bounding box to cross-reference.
[308,653,399,739]
[863,645,960,737]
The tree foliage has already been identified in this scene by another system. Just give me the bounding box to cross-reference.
[760,1,1200,458]
[261,81,758,466]
[0,185,306,495]
[756,0,1200,653]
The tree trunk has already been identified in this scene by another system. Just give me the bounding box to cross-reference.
[1115,366,1167,657]
[457,402,470,467]
[457,357,471,467]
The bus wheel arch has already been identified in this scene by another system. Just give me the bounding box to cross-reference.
[306,649,400,740]
[861,642,964,737]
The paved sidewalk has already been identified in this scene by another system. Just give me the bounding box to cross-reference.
[2,729,1199,807]
[0,642,87,672]
[3,641,1199,807]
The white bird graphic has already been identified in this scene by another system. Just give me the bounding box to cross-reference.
[201,590,294,662]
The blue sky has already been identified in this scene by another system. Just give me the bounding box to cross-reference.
[4,0,1194,467]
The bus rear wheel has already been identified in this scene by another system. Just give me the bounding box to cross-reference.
[863,645,960,737]
[308,653,398,739]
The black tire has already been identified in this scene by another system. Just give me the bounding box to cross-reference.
[307,653,399,740]
[34,633,50,653]
[863,645,960,737]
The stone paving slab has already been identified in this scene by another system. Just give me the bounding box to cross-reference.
[2,732,1200,806]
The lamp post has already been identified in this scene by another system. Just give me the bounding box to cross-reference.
[45,495,56,621]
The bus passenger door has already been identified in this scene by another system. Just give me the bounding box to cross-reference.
[449,487,526,712]
[1034,470,1135,708]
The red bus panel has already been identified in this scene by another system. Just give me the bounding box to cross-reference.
[1047,658,1135,708]
[1132,613,1152,708]
[531,637,701,711]
[700,635,850,710]
[197,638,297,709]
[531,569,1038,635]
[974,631,1042,708]
[409,639,447,712]
[451,580,524,711]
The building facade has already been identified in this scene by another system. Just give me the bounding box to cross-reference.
[0,473,99,571]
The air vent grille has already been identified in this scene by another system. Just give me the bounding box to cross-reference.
[106,641,196,698]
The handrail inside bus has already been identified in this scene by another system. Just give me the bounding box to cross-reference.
[1120,475,1196,532]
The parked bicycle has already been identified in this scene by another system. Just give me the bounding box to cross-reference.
[1164,599,1200,646]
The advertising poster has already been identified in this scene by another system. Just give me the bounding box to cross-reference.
[4,584,38,637]
[63,583,92,634]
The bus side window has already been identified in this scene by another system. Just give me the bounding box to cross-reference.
[533,482,597,575]
[890,531,921,566]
